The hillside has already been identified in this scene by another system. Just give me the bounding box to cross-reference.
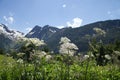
[26,19,120,53]
[0,24,24,52]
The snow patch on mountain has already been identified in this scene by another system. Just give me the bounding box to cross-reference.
[29,32,35,35]
[0,24,24,40]
[49,29,56,33]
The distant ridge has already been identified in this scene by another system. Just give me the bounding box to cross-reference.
[26,19,120,52]
[0,24,24,51]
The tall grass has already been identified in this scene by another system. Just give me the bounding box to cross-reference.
[0,54,120,80]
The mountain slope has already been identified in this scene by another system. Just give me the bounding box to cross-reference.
[0,24,24,52]
[26,19,120,52]
[26,25,60,41]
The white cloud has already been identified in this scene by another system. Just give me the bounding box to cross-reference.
[26,27,32,32]
[57,26,65,29]
[3,16,14,24]
[67,17,83,28]
[62,4,66,8]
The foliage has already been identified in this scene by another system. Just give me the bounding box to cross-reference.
[0,54,120,80]
[89,39,120,66]
[0,49,4,55]
[15,38,45,62]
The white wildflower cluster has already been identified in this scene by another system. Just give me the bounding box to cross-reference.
[105,54,111,60]
[20,38,45,47]
[59,37,78,56]
[59,37,71,44]
[84,55,89,59]
[17,52,25,58]
[33,51,52,61]
[34,51,47,59]
[45,55,52,61]
[17,58,24,64]
[29,38,45,46]
[82,54,91,61]
[114,51,120,55]
[93,27,106,36]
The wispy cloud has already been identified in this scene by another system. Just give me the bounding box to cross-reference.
[62,4,66,8]
[66,17,83,28]
[3,16,14,24]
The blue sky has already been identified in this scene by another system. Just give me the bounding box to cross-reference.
[0,0,120,34]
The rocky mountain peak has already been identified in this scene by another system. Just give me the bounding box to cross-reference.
[0,24,24,40]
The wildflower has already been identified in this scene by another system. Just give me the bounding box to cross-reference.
[114,51,120,55]
[17,58,24,64]
[59,37,78,56]
[29,38,45,46]
[41,51,47,56]
[93,27,106,36]
[88,51,94,57]
[17,52,25,58]
[105,54,111,60]
[59,37,71,44]
[19,37,45,47]
[83,55,89,60]
[37,51,47,58]
[32,51,47,60]
[45,55,52,61]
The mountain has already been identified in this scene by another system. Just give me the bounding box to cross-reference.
[0,24,24,52]
[26,25,60,41]
[26,19,120,53]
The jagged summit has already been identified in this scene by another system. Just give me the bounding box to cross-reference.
[0,24,24,40]
[0,24,24,51]
[26,25,60,40]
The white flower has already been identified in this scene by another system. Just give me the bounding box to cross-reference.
[45,55,52,61]
[38,51,47,58]
[93,27,106,36]
[59,37,78,56]
[19,37,45,47]
[88,51,94,57]
[105,55,111,60]
[17,58,24,64]
[59,37,71,44]
[114,51,120,55]
[83,55,89,59]
[17,53,25,57]
[41,51,47,56]
[29,38,45,46]
[34,51,47,58]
